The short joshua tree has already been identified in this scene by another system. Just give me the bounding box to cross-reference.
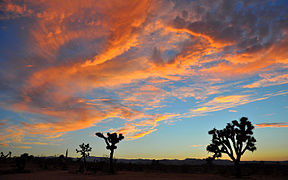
[96,132,124,173]
[76,143,92,171]
[207,117,256,177]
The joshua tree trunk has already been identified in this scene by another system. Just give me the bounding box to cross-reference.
[109,149,114,174]
[83,155,87,170]
[234,160,241,178]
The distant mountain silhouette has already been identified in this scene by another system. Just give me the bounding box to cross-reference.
[63,156,288,165]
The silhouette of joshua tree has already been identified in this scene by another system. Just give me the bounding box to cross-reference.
[76,143,92,171]
[96,132,124,174]
[207,117,256,177]
[0,151,11,159]
[0,151,11,163]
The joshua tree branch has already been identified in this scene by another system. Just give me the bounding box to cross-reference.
[224,137,235,158]
[241,144,248,155]
[104,137,110,147]
[231,135,238,155]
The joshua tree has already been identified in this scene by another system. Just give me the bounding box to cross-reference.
[0,151,11,158]
[76,143,92,171]
[96,132,124,173]
[207,117,256,177]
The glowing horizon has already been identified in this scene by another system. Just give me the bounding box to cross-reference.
[0,0,287,161]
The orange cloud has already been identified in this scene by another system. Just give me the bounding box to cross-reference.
[198,37,288,78]
[166,26,233,49]
[255,123,288,128]
[192,107,208,112]
[189,94,251,115]
[2,96,146,145]
[199,59,275,78]
[129,129,157,139]
[117,113,179,140]
[1,1,33,19]
[0,143,9,147]
[14,146,32,149]
[229,110,237,112]
[210,95,247,103]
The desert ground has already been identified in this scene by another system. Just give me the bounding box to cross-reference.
[1,157,288,180]
[1,170,288,180]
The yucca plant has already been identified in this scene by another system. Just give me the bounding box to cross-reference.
[76,143,92,171]
[207,117,256,177]
[96,132,124,173]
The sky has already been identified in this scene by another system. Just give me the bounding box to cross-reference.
[0,0,288,161]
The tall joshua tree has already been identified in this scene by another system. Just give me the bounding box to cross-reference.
[207,117,256,177]
[76,143,92,171]
[96,132,124,173]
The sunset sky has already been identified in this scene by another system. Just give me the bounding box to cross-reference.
[0,0,288,161]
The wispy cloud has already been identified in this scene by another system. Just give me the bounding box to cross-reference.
[243,74,288,88]
[14,146,32,149]
[189,144,206,148]
[117,113,180,140]
[189,95,250,115]
[229,110,237,112]
[187,90,288,117]
[255,123,288,128]
[0,143,9,147]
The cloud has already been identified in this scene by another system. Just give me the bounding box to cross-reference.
[255,123,288,128]
[117,113,179,140]
[168,0,288,78]
[229,110,237,112]
[188,90,288,116]
[129,129,158,139]
[209,95,247,103]
[1,1,33,19]
[243,74,288,88]
[0,143,9,147]
[0,0,157,146]
[190,95,250,114]
[189,144,205,148]
[14,146,32,149]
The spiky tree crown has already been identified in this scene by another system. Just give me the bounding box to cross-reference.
[76,143,92,157]
[96,132,124,150]
[207,117,256,161]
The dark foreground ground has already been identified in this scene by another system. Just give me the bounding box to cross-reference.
[1,157,287,179]
[1,170,288,180]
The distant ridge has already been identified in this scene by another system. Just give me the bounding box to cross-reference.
[62,156,288,165]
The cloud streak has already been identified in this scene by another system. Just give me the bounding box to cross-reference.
[244,74,288,88]
[255,123,288,128]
